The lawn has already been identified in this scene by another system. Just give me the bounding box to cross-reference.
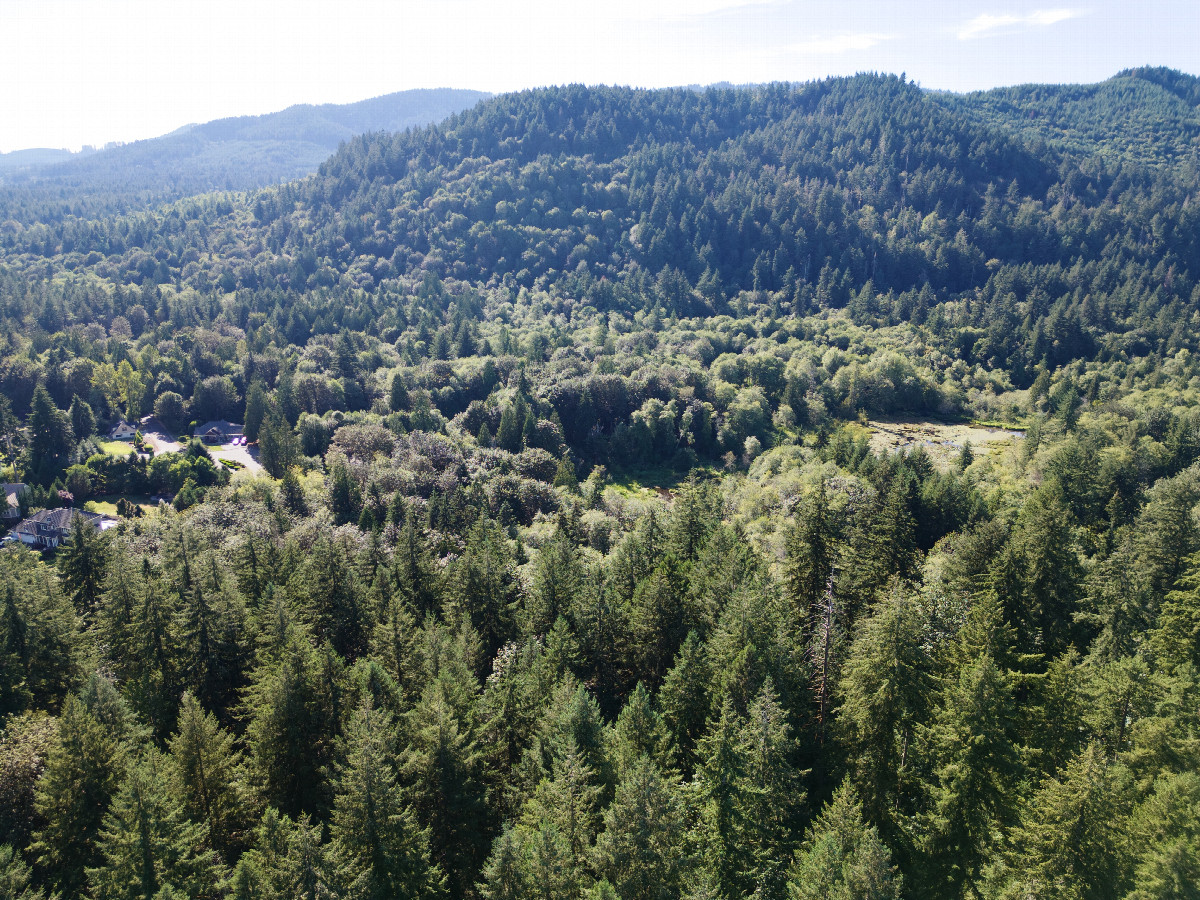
[84,494,158,516]
[96,439,137,456]
[607,463,719,500]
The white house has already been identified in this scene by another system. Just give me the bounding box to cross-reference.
[109,420,138,440]
[13,507,116,549]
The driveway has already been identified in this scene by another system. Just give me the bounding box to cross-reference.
[210,442,264,474]
[138,417,183,456]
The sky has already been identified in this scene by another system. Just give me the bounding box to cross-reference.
[2,0,1199,152]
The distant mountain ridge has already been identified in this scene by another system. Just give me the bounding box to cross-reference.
[932,67,1200,165]
[0,88,490,222]
[0,147,83,176]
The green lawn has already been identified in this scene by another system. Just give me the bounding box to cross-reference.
[96,439,136,456]
[608,464,717,500]
[84,494,158,516]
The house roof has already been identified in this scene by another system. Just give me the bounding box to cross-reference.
[2,483,25,511]
[193,420,244,437]
[15,507,114,536]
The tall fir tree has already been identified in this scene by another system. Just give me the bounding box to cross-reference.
[30,695,127,898]
[86,749,227,900]
[328,700,445,900]
[167,692,249,859]
[592,756,687,900]
[787,781,901,900]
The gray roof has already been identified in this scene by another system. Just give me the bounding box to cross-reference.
[193,420,244,437]
[15,507,112,536]
[2,483,25,510]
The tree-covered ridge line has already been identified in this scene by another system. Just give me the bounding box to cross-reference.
[0,88,491,225]
[2,71,1200,900]
[932,66,1200,166]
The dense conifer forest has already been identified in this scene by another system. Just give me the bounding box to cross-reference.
[2,70,1200,899]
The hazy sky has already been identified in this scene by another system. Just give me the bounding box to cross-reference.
[2,0,1198,152]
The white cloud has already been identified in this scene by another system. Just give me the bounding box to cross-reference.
[958,8,1085,40]
[788,32,893,55]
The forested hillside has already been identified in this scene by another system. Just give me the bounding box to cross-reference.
[935,67,1200,165]
[2,73,1200,900]
[0,88,489,224]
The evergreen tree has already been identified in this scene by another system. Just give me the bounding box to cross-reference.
[787,781,901,900]
[1152,548,1200,669]
[0,571,80,716]
[294,536,366,660]
[609,682,670,776]
[370,594,423,704]
[393,507,438,619]
[478,825,524,900]
[628,555,688,688]
[495,401,522,453]
[86,749,227,900]
[176,556,249,716]
[836,587,931,834]
[30,695,126,898]
[25,384,74,483]
[127,573,179,741]
[521,738,602,892]
[58,511,110,615]
[389,373,410,413]
[0,844,44,900]
[691,700,755,898]
[554,455,579,492]
[445,516,519,659]
[993,482,1084,659]
[785,479,836,621]
[918,651,1024,900]
[666,476,719,561]
[592,756,687,900]
[229,809,337,900]
[258,406,299,479]
[69,394,96,441]
[244,379,268,443]
[741,679,804,888]
[660,630,712,776]
[401,681,489,899]
[242,623,338,819]
[167,692,249,859]
[529,528,584,636]
[983,744,1131,900]
[1125,771,1200,900]
[329,701,444,900]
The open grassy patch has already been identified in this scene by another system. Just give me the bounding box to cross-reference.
[866,417,1024,470]
[84,494,158,517]
[96,440,136,456]
[608,464,719,500]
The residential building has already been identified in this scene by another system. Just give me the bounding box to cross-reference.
[13,507,117,549]
[2,483,26,521]
[193,420,244,444]
[109,420,138,440]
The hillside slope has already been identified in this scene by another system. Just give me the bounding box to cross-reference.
[932,68,1200,165]
[0,88,489,223]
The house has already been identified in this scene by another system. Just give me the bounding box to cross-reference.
[109,420,138,440]
[193,420,244,445]
[13,507,117,550]
[2,483,26,521]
